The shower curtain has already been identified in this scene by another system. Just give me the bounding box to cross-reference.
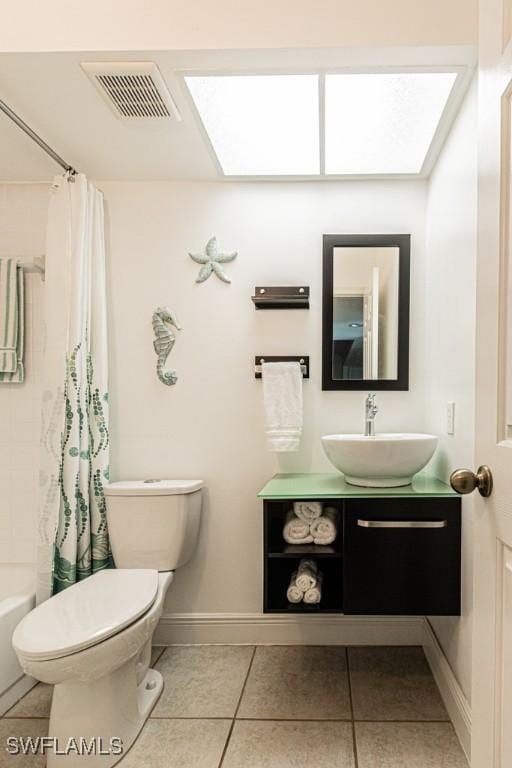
[37,173,111,603]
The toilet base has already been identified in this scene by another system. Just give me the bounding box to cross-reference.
[47,659,163,767]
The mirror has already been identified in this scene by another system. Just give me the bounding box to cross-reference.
[322,234,410,390]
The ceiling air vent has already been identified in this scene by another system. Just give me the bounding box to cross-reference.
[81,62,182,120]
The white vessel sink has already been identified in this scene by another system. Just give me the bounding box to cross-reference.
[321,433,439,487]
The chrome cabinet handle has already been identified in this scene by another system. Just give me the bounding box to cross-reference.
[357,519,448,529]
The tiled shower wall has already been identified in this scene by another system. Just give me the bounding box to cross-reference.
[0,184,48,563]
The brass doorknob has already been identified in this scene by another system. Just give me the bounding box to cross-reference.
[450,465,493,497]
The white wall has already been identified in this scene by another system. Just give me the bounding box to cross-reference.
[0,136,476,695]
[100,179,428,615]
[0,1,477,52]
[424,80,477,702]
[0,184,47,563]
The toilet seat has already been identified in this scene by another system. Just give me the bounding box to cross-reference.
[13,569,158,662]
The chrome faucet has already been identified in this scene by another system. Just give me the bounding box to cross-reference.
[365,393,378,437]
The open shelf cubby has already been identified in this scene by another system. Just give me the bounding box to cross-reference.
[263,500,344,614]
[264,500,343,556]
[264,555,343,613]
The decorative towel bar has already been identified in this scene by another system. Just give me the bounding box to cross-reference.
[254,356,310,379]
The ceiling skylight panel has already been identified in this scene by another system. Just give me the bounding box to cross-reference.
[325,72,457,175]
[185,75,320,176]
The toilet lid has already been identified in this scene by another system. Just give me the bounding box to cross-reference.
[104,479,203,496]
[13,569,159,661]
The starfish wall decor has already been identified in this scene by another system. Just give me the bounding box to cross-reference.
[189,237,238,283]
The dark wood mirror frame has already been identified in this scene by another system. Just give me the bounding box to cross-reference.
[322,233,410,391]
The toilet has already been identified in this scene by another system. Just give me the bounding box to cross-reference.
[12,479,202,767]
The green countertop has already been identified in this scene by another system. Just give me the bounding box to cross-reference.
[257,473,457,500]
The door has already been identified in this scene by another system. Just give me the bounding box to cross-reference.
[363,267,379,379]
[471,2,512,765]
[363,295,371,378]
[369,266,380,378]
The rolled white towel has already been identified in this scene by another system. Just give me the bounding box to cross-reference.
[283,511,314,544]
[310,507,339,546]
[286,571,304,604]
[304,572,323,604]
[295,558,318,592]
[293,501,323,523]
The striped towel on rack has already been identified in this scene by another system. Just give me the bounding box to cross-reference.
[0,258,24,383]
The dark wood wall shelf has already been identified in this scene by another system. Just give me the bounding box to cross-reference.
[261,483,461,616]
[252,286,310,309]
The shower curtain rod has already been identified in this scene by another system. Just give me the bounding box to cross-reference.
[0,98,77,176]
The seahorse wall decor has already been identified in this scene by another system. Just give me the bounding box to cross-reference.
[152,307,182,386]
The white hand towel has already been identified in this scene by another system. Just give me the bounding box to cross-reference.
[286,571,304,604]
[293,501,323,523]
[310,507,339,545]
[262,362,303,452]
[283,511,314,545]
[295,558,318,592]
[304,572,323,605]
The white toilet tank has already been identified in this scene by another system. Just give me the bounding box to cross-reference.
[104,479,202,571]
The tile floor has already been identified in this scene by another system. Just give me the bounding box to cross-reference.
[1,645,468,767]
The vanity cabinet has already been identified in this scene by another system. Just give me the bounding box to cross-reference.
[259,474,461,617]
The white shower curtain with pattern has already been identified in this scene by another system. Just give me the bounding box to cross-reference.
[37,173,111,603]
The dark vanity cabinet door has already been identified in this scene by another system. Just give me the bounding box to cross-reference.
[343,498,461,615]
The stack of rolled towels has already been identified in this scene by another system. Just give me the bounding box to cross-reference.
[283,501,339,546]
[287,558,323,605]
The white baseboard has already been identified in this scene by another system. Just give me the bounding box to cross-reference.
[0,675,37,717]
[423,619,471,761]
[155,612,424,646]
